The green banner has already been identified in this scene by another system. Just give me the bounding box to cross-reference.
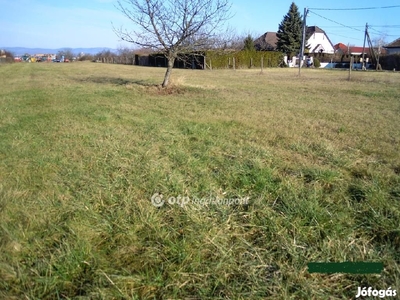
[308,262,384,274]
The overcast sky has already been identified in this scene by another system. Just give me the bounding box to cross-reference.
[0,0,399,49]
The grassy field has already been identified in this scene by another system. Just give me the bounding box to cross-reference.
[0,61,399,299]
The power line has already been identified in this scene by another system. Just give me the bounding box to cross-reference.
[309,25,400,29]
[368,26,400,37]
[324,32,363,41]
[305,8,400,46]
[369,27,387,36]
[308,10,364,32]
[308,5,400,11]
[369,25,400,28]
[319,25,365,29]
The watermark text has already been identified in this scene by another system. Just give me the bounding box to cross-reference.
[355,287,397,298]
[151,193,249,207]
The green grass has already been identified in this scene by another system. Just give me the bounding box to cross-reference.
[0,62,399,299]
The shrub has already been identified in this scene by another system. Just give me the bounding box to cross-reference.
[79,54,94,61]
[380,54,400,71]
[313,58,320,68]
[0,50,14,63]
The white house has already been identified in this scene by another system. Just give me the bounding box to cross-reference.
[255,26,334,54]
[306,26,334,54]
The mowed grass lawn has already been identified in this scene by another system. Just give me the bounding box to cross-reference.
[0,61,399,299]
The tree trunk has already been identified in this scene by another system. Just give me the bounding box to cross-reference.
[162,56,175,88]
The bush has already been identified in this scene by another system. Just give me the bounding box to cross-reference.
[313,58,320,68]
[0,50,14,63]
[380,54,400,71]
[78,54,94,61]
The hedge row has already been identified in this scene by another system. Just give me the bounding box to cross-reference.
[307,53,400,68]
[205,50,284,69]
[380,54,400,71]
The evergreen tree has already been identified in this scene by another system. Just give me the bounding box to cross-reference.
[243,34,255,51]
[276,2,303,57]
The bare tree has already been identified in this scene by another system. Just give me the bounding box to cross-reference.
[372,34,387,55]
[114,0,231,87]
[117,46,135,64]
[94,50,118,63]
[57,49,75,61]
[202,28,237,50]
[215,29,246,51]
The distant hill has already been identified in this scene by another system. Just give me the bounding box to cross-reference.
[1,47,117,56]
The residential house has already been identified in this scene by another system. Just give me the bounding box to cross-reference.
[334,43,369,56]
[254,32,278,51]
[306,26,334,54]
[384,38,400,55]
[255,26,334,54]
[334,43,386,61]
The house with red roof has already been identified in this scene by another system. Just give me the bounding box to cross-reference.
[334,43,370,56]
[334,43,386,62]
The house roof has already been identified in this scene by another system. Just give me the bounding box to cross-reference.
[306,26,325,34]
[264,32,278,47]
[334,43,369,54]
[333,43,387,55]
[334,43,347,51]
[307,26,334,49]
[385,37,400,48]
[254,32,278,50]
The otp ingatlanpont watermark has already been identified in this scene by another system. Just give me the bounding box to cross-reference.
[151,193,249,207]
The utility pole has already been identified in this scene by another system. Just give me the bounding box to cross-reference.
[299,7,308,76]
[361,23,368,70]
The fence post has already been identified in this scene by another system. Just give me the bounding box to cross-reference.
[348,56,354,80]
[233,57,235,70]
[261,56,264,73]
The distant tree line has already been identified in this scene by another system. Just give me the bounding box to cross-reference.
[56,49,74,60]
[91,49,133,64]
